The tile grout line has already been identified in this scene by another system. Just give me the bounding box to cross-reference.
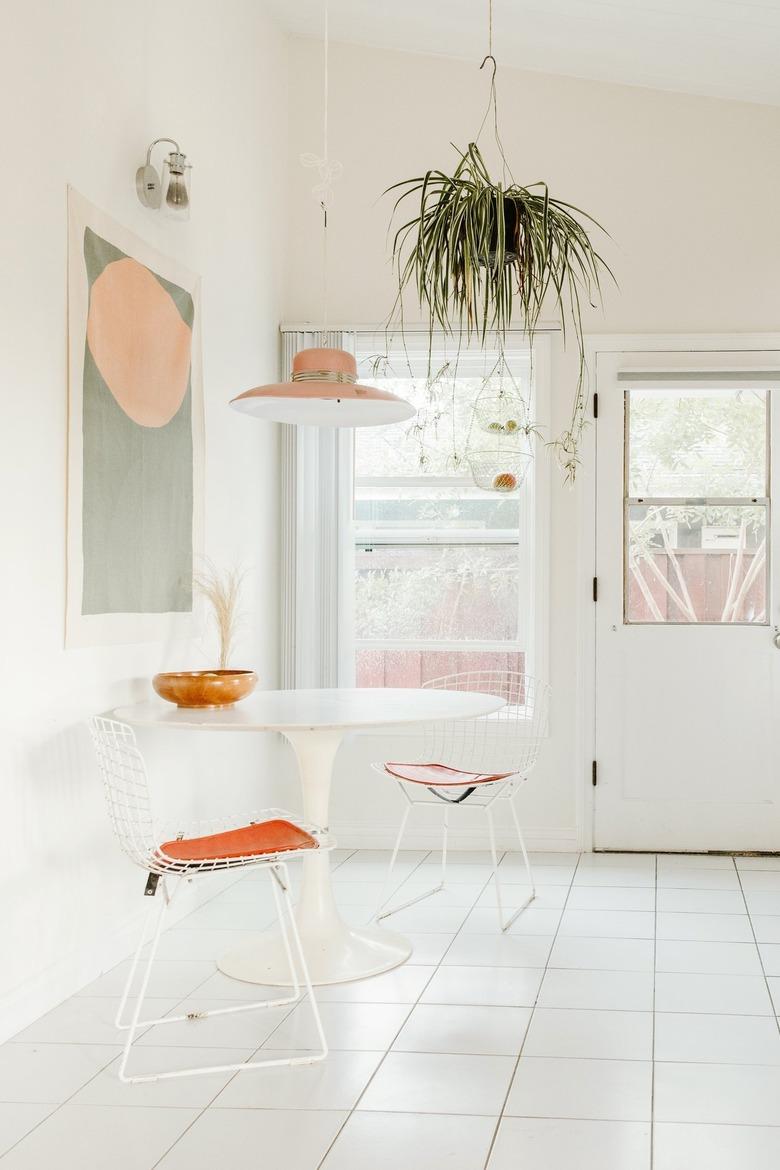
[733,860,780,1037]
[311,847,504,1170]
[479,850,582,1170]
[10,1038,780,1059]
[0,1043,120,1162]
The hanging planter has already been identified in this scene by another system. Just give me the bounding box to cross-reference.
[389,140,608,341]
[473,384,529,437]
[466,448,533,494]
[462,352,540,491]
[386,47,613,482]
[470,351,531,437]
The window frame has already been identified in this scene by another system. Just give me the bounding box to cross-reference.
[337,331,551,688]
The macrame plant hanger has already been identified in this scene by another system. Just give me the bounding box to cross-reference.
[465,0,534,493]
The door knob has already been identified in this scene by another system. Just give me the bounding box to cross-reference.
[774,632,780,649]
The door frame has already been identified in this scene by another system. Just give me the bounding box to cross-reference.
[577,332,780,852]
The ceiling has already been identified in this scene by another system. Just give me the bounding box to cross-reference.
[266,0,780,107]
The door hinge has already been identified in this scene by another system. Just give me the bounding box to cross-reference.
[592,576,598,602]
[593,392,599,419]
[592,760,598,787]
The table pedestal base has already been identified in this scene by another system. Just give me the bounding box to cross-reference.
[217,921,412,987]
[217,728,412,986]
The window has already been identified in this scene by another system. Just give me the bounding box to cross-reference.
[623,380,769,624]
[342,334,549,687]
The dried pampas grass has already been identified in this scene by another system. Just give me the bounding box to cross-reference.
[194,562,246,669]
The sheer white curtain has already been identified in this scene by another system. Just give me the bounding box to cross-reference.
[280,330,355,687]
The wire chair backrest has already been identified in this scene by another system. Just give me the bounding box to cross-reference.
[421,670,551,778]
[88,716,156,868]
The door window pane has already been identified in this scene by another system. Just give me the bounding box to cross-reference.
[626,503,767,624]
[627,388,767,498]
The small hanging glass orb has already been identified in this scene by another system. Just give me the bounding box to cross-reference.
[161,151,192,221]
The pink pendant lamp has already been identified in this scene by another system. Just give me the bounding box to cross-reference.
[230,347,414,428]
[229,6,413,431]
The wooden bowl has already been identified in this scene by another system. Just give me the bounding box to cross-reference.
[152,670,258,709]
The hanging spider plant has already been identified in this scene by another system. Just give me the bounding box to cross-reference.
[386,56,613,482]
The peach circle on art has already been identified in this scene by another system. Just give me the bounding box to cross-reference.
[86,257,191,427]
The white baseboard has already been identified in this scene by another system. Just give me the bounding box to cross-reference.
[332,820,580,852]
[0,873,228,1046]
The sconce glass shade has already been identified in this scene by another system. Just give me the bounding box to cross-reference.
[230,348,415,428]
[162,152,191,220]
[136,139,191,218]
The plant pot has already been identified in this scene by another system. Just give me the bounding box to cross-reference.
[152,670,258,709]
[480,195,519,268]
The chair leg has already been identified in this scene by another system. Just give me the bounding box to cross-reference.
[486,795,536,933]
[374,801,411,920]
[117,878,172,1082]
[485,805,505,930]
[440,805,449,887]
[273,863,327,1065]
[268,863,301,998]
[376,793,446,921]
[115,890,164,1031]
[116,864,324,1084]
[510,790,536,900]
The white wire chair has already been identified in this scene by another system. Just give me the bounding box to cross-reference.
[88,716,330,1084]
[372,671,550,932]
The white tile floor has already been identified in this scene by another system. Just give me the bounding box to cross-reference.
[3,848,780,1168]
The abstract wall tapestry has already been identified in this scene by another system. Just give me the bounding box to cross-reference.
[66,189,203,647]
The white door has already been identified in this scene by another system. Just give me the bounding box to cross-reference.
[594,347,780,851]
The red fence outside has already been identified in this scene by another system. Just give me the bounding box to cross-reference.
[627,550,765,623]
[356,648,526,688]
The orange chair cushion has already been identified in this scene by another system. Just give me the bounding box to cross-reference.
[160,819,318,863]
[384,762,513,788]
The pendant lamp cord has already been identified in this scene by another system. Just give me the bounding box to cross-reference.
[300,3,341,334]
[322,4,329,332]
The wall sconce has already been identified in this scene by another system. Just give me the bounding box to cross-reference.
[136,138,191,220]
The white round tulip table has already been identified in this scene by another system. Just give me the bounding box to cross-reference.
[113,688,504,986]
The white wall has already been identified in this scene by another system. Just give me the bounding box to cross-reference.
[284,37,780,850]
[0,0,289,1039]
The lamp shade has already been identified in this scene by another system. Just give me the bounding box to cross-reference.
[229,348,415,428]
